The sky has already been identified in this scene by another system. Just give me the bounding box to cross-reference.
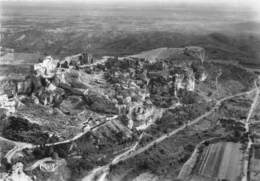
[1,0,259,18]
[0,0,259,8]
[0,0,259,5]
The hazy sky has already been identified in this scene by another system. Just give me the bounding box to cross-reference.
[1,0,259,18]
[0,0,259,5]
[0,0,259,8]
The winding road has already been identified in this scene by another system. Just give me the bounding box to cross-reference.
[1,115,118,163]
[0,59,259,181]
[0,84,256,179]
[82,87,257,181]
[242,78,259,181]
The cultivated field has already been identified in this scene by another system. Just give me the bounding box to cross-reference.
[191,142,244,181]
[250,146,260,181]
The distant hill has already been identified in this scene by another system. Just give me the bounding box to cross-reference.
[96,32,260,66]
[1,30,260,67]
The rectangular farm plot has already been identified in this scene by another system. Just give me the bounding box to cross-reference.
[250,146,260,181]
[192,142,244,181]
[251,124,260,144]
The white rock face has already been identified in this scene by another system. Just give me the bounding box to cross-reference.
[175,74,184,91]
[200,71,207,82]
[46,83,57,92]
[187,74,195,91]
[34,56,59,78]
[174,67,196,93]
[128,119,134,129]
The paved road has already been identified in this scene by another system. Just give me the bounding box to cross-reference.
[0,136,35,163]
[0,86,255,166]
[0,74,257,179]
[110,87,255,164]
[45,115,118,147]
[242,79,259,181]
[0,85,255,177]
[1,115,118,163]
[82,87,256,181]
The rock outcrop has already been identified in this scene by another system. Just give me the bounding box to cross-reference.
[34,56,59,79]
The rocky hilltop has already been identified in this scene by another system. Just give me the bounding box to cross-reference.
[0,46,258,181]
